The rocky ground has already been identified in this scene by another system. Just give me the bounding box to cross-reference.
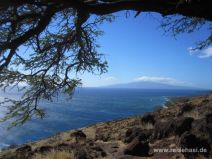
[1,95,212,159]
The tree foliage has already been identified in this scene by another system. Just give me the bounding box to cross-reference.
[161,16,212,50]
[0,0,211,126]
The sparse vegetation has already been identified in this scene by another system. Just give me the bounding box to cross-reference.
[141,122,154,130]
[33,150,73,159]
[183,109,200,119]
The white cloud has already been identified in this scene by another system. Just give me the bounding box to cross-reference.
[187,47,198,55]
[134,76,186,85]
[198,47,212,58]
[105,76,117,81]
[188,46,212,59]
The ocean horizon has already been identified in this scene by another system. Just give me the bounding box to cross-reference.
[0,88,209,150]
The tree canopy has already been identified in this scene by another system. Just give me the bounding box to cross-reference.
[0,0,211,127]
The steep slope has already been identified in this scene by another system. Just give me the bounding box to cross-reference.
[1,95,212,159]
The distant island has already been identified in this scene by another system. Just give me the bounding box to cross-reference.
[104,81,199,90]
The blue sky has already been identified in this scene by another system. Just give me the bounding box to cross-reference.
[79,12,212,89]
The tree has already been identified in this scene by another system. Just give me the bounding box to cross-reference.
[0,0,211,126]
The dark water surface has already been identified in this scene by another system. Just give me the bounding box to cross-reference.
[0,88,208,149]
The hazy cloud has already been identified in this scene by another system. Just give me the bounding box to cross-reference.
[187,47,198,55]
[134,76,186,85]
[105,76,117,81]
[188,46,212,59]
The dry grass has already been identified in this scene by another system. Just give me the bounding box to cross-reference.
[141,122,154,130]
[0,152,3,159]
[0,149,16,159]
[33,150,73,159]
[83,127,96,140]
[183,110,200,119]
[31,131,76,150]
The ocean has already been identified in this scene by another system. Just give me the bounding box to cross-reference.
[0,88,208,150]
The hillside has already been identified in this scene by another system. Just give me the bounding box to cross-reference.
[1,95,212,159]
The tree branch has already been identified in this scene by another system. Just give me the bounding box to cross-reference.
[85,0,211,21]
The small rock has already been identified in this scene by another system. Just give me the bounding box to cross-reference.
[71,130,86,143]
[74,147,88,159]
[91,145,107,157]
[175,117,194,136]
[178,103,194,116]
[154,119,175,139]
[16,145,32,159]
[16,145,31,153]
[96,132,110,142]
[35,145,52,153]
[141,113,155,125]
[57,143,69,150]
[206,113,212,123]
[101,151,107,157]
[180,132,210,157]
[124,138,150,157]
[124,128,151,143]
[154,117,193,139]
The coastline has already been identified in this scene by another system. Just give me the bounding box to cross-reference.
[1,94,212,159]
[1,88,201,151]
[0,92,196,151]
